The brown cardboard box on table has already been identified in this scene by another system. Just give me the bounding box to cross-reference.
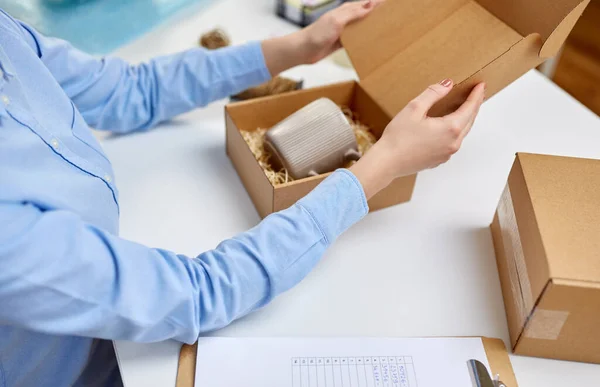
[490,153,600,363]
[226,0,589,218]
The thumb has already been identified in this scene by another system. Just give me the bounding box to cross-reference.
[409,78,454,116]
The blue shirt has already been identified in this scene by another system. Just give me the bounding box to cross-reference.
[0,10,368,387]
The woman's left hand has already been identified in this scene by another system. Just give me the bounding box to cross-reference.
[262,0,383,76]
[298,0,383,64]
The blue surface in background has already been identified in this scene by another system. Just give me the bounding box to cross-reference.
[0,0,213,54]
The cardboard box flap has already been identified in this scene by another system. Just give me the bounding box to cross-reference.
[340,0,589,117]
[340,0,467,81]
[428,33,543,118]
[539,0,590,58]
[476,0,590,58]
[341,0,522,117]
[517,153,600,284]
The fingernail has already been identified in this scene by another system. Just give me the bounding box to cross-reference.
[440,78,452,87]
[363,0,373,9]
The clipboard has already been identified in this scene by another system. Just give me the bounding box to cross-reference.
[175,337,518,387]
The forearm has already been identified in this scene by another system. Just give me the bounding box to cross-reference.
[182,169,368,335]
[349,142,395,200]
[99,31,311,131]
[261,32,310,76]
[0,170,367,344]
[194,170,368,329]
[86,42,272,132]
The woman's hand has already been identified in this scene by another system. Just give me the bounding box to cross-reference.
[297,0,383,64]
[262,0,382,75]
[349,79,486,199]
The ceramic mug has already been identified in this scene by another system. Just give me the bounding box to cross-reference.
[265,98,361,180]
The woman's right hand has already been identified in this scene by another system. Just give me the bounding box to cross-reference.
[349,79,486,199]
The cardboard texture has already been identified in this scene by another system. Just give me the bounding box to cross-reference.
[341,0,591,118]
[226,81,416,218]
[491,153,600,363]
[176,338,517,387]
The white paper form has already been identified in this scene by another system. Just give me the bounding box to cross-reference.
[194,337,491,387]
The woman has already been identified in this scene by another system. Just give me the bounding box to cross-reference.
[0,1,485,386]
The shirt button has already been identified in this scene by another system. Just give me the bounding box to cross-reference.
[1,95,9,105]
[50,139,59,149]
[104,174,112,183]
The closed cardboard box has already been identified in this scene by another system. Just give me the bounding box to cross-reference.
[226,0,590,218]
[490,153,600,363]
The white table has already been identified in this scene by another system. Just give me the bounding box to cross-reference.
[106,1,600,386]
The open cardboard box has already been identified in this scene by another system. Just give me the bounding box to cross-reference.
[226,81,416,218]
[226,0,590,218]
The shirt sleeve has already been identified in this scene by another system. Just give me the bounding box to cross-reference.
[0,170,368,344]
[16,20,272,133]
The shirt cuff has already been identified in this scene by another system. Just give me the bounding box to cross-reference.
[244,40,272,83]
[210,40,272,90]
[297,169,369,245]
